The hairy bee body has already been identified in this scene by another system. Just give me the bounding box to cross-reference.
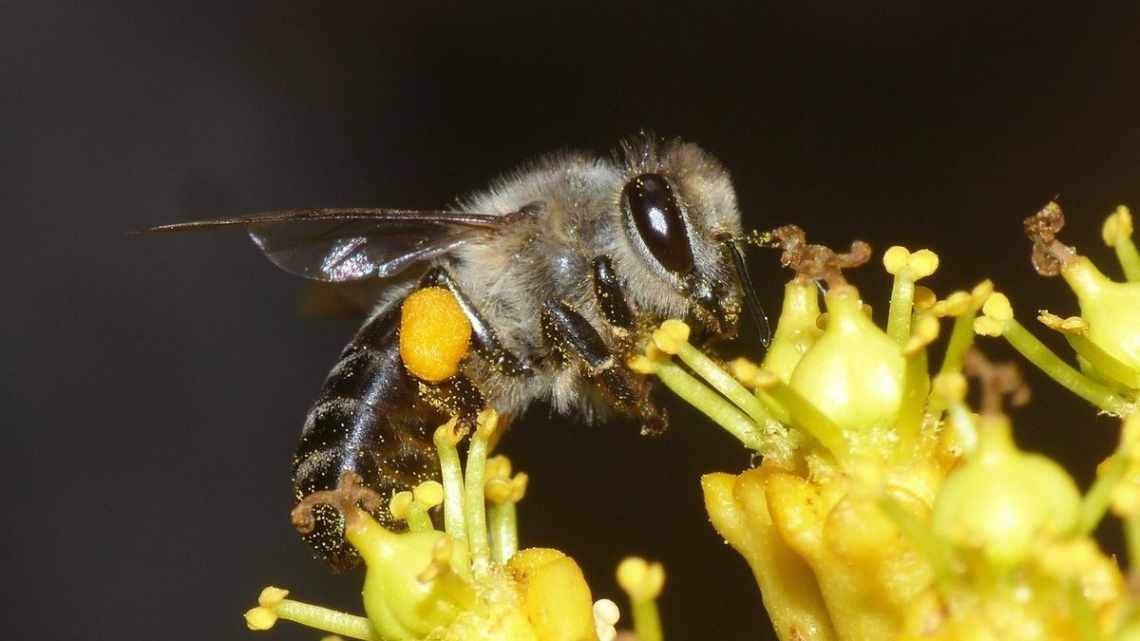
[150,136,759,571]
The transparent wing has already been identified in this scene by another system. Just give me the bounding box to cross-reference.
[142,208,507,282]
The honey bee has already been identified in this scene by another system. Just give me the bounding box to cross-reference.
[147,135,768,570]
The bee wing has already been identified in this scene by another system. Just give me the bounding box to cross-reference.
[142,208,507,282]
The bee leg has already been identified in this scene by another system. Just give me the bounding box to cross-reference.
[418,266,533,376]
[541,299,667,435]
[591,256,635,331]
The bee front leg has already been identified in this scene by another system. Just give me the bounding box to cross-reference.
[541,299,667,435]
[591,256,635,332]
[418,266,533,376]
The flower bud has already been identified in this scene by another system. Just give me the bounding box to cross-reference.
[789,286,905,432]
[1060,258,1140,372]
[932,416,1080,566]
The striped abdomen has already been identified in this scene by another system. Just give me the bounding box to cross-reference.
[290,299,482,571]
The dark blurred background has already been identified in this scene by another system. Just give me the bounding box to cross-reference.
[5,2,1140,640]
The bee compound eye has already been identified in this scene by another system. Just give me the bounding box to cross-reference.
[623,173,695,275]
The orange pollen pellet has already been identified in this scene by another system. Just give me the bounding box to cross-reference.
[399,287,473,382]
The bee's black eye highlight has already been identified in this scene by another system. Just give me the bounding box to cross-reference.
[623,173,695,275]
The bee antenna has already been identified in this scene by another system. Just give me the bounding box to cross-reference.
[722,237,773,349]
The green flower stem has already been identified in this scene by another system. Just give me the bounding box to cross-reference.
[1002,319,1131,414]
[894,350,930,459]
[878,496,956,594]
[1115,236,1140,282]
[464,431,492,574]
[273,599,376,641]
[940,310,978,376]
[1076,453,1130,536]
[675,341,776,426]
[629,598,664,641]
[433,428,470,573]
[653,359,764,450]
[488,501,519,565]
[1064,334,1140,389]
[756,377,848,460]
[887,274,916,347]
[405,502,434,533]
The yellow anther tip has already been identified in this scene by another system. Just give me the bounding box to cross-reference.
[729,357,763,386]
[973,317,1005,337]
[485,477,514,504]
[909,249,940,278]
[932,372,968,402]
[982,292,1013,321]
[627,354,659,374]
[244,607,278,631]
[413,481,445,507]
[485,455,513,480]
[883,246,911,274]
[617,557,666,601]
[971,279,994,304]
[904,315,940,355]
[1103,205,1133,246]
[652,320,691,354]
[511,472,530,501]
[913,286,937,311]
[389,491,413,520]
[933,291,971,317]
[433,417,465,446]
[475,408,500,438]
[257,586,289,607]
[1037,310,1088,335]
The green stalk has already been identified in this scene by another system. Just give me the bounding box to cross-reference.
[756,377,848,460]
[653,359,765,450]
[894,349,930,459]
[405,502,434,533]
[1114,236,1140,282]
[488,501,519,565]
[887,274,916,347]
[630,598,664,641]
[675,341,776,426]
[433,427,470,573]
[464,431,492,574]
[1002,319,1130,414]
[1076,454,1130,536]
[940,310,978,376]
[273,599,376,640]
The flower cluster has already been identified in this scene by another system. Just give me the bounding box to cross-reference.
[632,218,1140,641]
[243,409,638,641]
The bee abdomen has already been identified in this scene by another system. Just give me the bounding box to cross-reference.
[290,304,443,571]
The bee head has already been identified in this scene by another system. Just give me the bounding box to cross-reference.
[616,137,757,340]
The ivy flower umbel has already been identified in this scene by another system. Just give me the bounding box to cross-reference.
[635,225,1140,641]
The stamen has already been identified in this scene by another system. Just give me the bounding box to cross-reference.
[617,557,665,641]
[1103,205,1140,281]
[244,587,375,640]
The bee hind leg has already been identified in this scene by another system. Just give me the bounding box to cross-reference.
[541,299,667,435]
[418,266,533,377]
